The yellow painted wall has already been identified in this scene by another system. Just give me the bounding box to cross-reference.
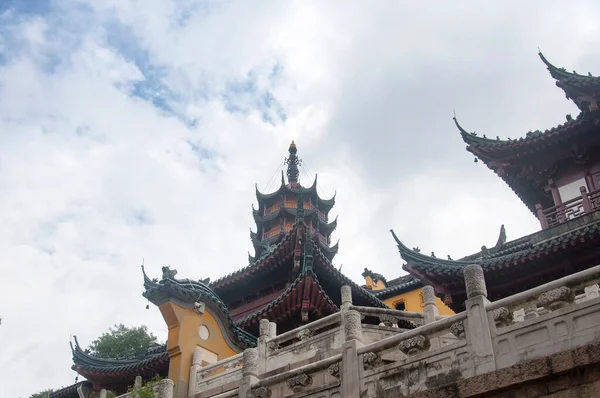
[158,302,240,395]
[364,275,386,291]
[382,287,454,316]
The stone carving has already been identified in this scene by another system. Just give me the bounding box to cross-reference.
[398,335,431,356]
[296,328,314,341]
[524,304,538,320]
[492,307,514,327]
[450,321,466,339]
[538,287,575,311]
[267,341,280,352]
[286,373,312,392]
[363,352,383,370]
[243,348,259,377]
[252,386,272,398]
[328,362,340,378]
[463,264,487,298]
[378,314,397,327]
[344,310,363,342]
[341,285,352,308]
[422,285,436,306]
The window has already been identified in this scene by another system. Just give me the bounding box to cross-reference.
[395,301,406,311]
[558,177,587,202]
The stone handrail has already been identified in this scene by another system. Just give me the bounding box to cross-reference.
[269,312,341,346]
[487,263,600,312]
[349,305,426,326]
[356,311,467,355]
[197,352,243,377]
[255,353,342,389]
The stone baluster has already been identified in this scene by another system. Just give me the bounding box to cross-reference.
[99,390,107,398]
[269,321,277,338]
[341,309,363,398]
[463,264,497,375]
[188,347,203,397]
[258,319,271,373]
[239,348,259,398]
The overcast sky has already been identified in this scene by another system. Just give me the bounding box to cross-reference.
[2,1,600,396]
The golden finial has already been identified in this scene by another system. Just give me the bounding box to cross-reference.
[289,140,297,154]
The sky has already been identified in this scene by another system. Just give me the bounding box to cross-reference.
[1,1,600,396]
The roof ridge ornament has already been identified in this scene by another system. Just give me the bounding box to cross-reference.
[285,140,301,185]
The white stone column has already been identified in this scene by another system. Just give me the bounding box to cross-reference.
[269,321,277,338]
[239,348,259,398]
[188,347,203,397]
[463,264,496,375]
[258,319,271,373]
[98,390,107,398]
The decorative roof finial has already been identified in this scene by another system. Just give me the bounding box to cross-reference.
[285,141,301,185]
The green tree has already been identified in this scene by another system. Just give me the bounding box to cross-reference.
[89,324,157,358]
[29,389,53,398]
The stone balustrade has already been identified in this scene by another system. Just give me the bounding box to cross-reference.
[190,264,600,398]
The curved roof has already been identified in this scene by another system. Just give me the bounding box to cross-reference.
[371,274,422,300]
[235,267,338,329]
[255,176,336,210]
[71,337,169,382]
[142,266,257,348]
[539,52,600,112]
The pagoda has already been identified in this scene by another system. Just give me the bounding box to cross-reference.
[392,52,600,311]
[208,141,386,335]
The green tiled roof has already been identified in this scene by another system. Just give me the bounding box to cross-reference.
[142,267,257,348]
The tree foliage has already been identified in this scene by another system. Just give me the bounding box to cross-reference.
[89,324,157,358]
[30,389,53,398]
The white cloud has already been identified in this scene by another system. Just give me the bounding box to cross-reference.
[1,1,600,396]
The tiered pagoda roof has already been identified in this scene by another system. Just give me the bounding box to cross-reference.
[457,52,600,215]
[70,337,169,392]
[392,212,600,312]
[250,142,338,262]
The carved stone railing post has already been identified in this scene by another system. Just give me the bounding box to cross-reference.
[422,285,441,348]
[343,310,363,343]
[239,348,259,398]
[258,319,271,373]
[155,379,175,398]
[269,321,277,338]
[341,285,352,312]
[341,309,362,398]
[463,264,496,375]
[188,347,203,397]
[99,390,107,398]
[422,285,440,324]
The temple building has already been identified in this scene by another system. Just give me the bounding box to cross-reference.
[390,52,600,312]
[48,52,600,398]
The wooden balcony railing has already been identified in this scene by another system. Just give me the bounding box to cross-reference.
[262,201,327,222]
[536,186,600,229]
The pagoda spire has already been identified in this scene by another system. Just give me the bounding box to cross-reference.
[285,141,301,185]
